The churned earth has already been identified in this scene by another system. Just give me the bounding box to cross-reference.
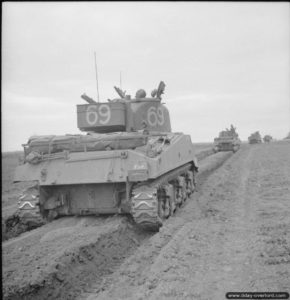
[83,142,290,300]
[1,145,219,299]
[2,142,290,299]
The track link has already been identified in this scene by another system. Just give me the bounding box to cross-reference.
[131,163,196,230]
[16,184,44,227]
[4,184,44,239]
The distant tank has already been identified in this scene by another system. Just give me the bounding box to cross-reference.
[248,131,262,144]
[14,82,198,230]
[263,135,273,143]
[284,132,290,140]
[213,125,241,152]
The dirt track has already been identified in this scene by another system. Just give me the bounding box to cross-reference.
[2,142,290,299]
[84,142,290,300]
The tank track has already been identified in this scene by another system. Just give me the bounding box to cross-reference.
[16,184,44,227]
[131,163,196,230]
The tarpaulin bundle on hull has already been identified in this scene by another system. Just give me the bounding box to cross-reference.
[25,132,148,155]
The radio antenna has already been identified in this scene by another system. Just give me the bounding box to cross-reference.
[120,71,122,89]
[94,51,100,102]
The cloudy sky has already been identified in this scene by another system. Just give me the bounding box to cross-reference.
[2,2,290,151]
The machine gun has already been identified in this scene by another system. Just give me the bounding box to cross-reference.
[156,81,166,99]
[81,93,97,104]
[114,86,126,99]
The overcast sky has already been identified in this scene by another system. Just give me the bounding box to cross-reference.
[2,2,290,151]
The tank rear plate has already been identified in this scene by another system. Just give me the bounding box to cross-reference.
[40,183,127,216]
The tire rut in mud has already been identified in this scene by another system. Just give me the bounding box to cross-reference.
[3,216,151,300]
[195,147,215,161]
[3,149,233,300]
[80,151,235,299]
[197,150,233,186]
[86,149,249,300]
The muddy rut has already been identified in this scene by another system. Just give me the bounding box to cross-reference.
[3,143,290,299]
[2,149,228,300]
[84,143,290,300]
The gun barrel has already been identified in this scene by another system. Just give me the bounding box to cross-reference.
[81,94,97,104]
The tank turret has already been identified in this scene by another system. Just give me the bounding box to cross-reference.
[77,81,171,133]
[263,135,273,143]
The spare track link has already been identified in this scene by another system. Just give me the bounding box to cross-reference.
[17,184,44,227]
[131,163,195,231]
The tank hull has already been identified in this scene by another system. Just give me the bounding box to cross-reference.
[15,132,198,229]
[213,138,240,152]
[248,139,262,144]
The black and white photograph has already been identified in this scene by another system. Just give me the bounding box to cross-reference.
[2,2,290,299]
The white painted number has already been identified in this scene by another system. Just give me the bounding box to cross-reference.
[86,105,98,124]
[98,104,111,125]
[147,106,158,126]
[147,106,165,127]
[86,104,111,125]
[157,106,164,125]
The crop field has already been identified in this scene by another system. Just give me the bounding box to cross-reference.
[2,141,290,300]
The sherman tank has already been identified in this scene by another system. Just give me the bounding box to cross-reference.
[263,135,273,143]
[213,124,241,152]
[284,132,290,140]
[14,82,198,230]
[248,131,262,144]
